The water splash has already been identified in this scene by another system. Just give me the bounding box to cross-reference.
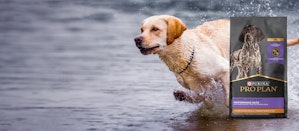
[178,78,228,117]
[226,0,278,17]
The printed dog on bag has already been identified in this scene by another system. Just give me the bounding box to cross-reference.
[230,17,290,118]
[230,25,265,79]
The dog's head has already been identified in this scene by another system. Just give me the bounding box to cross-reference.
[134,15,187,55]
[239,25,265,44]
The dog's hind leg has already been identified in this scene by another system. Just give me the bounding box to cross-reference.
[236,68,240,79]
[236,67,243,79]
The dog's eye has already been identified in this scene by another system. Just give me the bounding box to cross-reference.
[152,27,159,31]
[141,28,144,33]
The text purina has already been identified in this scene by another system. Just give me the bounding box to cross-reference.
[247,81,270,86]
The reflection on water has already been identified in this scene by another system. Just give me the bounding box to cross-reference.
[0,0,299,130]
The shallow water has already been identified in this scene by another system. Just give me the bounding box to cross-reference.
[0,0,299,131]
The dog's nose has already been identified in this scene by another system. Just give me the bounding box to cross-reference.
[134,36,143,48]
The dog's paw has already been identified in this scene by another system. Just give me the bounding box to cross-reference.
[173,90,186,101]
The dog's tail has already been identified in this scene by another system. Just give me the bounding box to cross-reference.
[287,38,299,46]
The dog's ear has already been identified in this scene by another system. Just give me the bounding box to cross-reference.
[164,16,187,45]
[254,26,265,43]
[238,26,246,42]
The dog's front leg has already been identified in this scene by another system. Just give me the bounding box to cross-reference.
[257,64,262,74]
[243,67,249,78]
[173,90,205,103]
[173,74,204,103]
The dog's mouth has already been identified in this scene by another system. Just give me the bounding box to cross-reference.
[139,45,160,55]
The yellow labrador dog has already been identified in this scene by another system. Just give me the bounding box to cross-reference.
[134,15,299,108]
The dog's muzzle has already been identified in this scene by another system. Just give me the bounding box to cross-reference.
[245,33,253,42]
[134,35,160,55]
[134,36,143,48]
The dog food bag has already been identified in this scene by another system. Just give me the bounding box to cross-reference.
[230,17,287,118]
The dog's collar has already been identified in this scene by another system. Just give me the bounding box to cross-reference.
[178,46,195,74]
